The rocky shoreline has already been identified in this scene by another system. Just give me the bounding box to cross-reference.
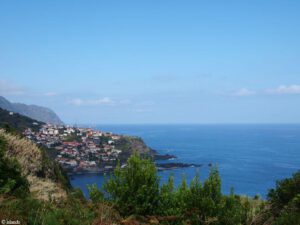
[61,134,197,176]
[67,156,201,175]
[153,153,177,160]
[156,162,202,171]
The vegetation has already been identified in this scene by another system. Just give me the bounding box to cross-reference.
[0,96,63,125]
[104,154,160,216]
[0,129,69,201]
[0,192,93,225]
[103,155,261,224]
[87,184,104,204]
[0,135,29,197]
[265,171,300,224]
[63,131,82,142]
[0,129,299,224]
[0,129,120,225]
[115,136,152,162]
[0,107,43,133]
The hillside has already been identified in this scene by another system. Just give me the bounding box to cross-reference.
[0,129,69,200]
[0,107,44,133]
[0,128,120,225]
[0,96,63,124]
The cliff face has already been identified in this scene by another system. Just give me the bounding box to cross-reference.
[0,129,68,201]
[114,136,154,162]
[0,96,63,124]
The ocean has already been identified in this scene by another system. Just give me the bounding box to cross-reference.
[70,124,300,198]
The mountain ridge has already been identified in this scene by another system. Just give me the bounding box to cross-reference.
[0,107,43,133]
[0,96,63,124]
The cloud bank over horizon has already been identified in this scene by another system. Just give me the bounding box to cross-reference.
[1,1,300,123]
[2,78,300,124]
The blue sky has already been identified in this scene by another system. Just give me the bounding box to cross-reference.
[0,0,300,124]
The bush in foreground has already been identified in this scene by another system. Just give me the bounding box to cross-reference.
[103,154,259,224]
[104,154,160,216]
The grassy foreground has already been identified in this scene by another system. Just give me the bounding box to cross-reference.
[0,129,299,225]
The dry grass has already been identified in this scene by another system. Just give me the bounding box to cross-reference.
[0,129,66,201]
[0,129,42,176]
[27,175,66,201]
[92,203,122,225]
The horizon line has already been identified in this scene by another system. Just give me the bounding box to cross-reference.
[65,122,300,126]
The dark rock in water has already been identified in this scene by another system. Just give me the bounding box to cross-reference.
[149,148,177,160]
[156,162,202,171]
[153,153,177,160]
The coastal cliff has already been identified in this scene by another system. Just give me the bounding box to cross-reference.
[115,135,152,161]
[114,135,175,161]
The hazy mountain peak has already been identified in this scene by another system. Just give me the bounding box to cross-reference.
[0,96,63,124]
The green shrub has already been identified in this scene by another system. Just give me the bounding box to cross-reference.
[88,184,104,204]
[218,191,250,225]
[104,154,160,216]
[158,167,253,225]
[267,171,300,224]
[0,194,95,225]
[159,175,179,216]
[268,170,300,210]
[0,135,29,197]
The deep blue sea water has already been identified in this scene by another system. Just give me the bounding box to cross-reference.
[70,124,300,198]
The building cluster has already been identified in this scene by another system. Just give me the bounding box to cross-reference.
[23,124,123,173]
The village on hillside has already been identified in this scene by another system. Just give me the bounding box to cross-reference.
[23,124,125,174]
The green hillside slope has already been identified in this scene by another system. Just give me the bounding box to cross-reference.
[0,107,43,133]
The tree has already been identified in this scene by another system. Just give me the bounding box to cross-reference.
[268,170,300,210]
[159,175,178,216]
[266,170,300,224]
[104,154,160,216]
[201,166,222,218]
[87,184,104,204]
[182,167,222,224]
[218,189,250,225]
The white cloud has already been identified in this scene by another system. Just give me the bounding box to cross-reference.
[266,85,300,95]
[131,108,152,113]
[69,98,83,106]
[44,92,58,97]
[232,88,256,97]
[136,100,155,106]
[69,97,115,106]
[0,80,25,95]
[229,85,300,97]
[119,99,132,105]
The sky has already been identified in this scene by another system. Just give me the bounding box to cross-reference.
[0,0,300,124]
